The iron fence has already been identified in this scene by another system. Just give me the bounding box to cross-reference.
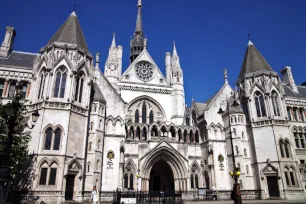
[113,191,184,204]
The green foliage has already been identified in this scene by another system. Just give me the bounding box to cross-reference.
[0,97,36,203]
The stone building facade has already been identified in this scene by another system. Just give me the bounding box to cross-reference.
[0,1,305,203]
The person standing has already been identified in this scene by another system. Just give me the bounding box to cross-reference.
[90,186,100,204]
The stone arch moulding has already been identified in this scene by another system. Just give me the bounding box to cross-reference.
[65,155,83,178]
[126,95,167,122]
[140,142,188,181]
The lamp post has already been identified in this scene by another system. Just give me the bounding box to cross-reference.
[217,98,242,204]
[0,82,40,204]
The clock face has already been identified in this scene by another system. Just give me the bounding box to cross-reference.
[135,61,155,81]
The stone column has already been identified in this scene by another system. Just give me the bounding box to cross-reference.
[119,151,124,188]
[192,133,196,143]
[26,81,31,97]
[210,167,216,189]
[187,133,190,143]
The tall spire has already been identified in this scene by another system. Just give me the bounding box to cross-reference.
[130,0,146,64]
[136,0,143,33]
[111,32,116,48]
[173,41,177,56]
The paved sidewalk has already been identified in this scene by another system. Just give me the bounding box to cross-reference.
[184,200,306,204]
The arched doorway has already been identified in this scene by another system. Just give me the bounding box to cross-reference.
[149,160,174,192]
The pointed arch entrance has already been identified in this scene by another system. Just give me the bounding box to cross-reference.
[140,142,188,192]
[150,160,174,191]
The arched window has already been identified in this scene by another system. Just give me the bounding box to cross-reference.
[149,110,154,123]
[0,79,5,97]
[177,71,179,82]
[237,163,241,170]
[195,130,199,143]
[130,126,135,138]
[151,125,158,137]
[192,111,197,125]
[178,129,182,142]
[284,141,290,158]
[280,141,285,158]
[124,174,128,188]
[239,180,243,189]
[98,140,101,150]
[39,162,57,186]
[235,146,239,155]
[184,130,187,142]
[271,91,281,116]
[44,127,62,151]
[161,126,167,137]
[242,131,244,139]
[246,165,249,175]
[88,142,92,152]
[53,67,67,98]
[190,174,194,188]
[254,91,266,117]
[135,109,139,123]
[74,72,85,103]
[99,119,102,129]
[170,126,176,138]
[96,160,100,170]
[142,128,147,140]
[38,69,46,99]
[195,174,199,188]
[142,102,147,123]
[87,162,90,173]
[53,128,61,150]
[90,122,94,131]
[130,173,134,189]
[284,167,297,187]
[244,148,247,157]
[136,127,141,140]
[8,81,16,98]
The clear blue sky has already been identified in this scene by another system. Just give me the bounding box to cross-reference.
[0,0,305,105]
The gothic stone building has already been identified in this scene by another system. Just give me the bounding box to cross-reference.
[0,1,305,203]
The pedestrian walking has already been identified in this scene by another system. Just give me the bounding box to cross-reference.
[90,186,100,204]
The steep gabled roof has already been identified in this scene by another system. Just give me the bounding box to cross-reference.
[92,83,106,103]
[47,11,88,50]
[238,41,273,80]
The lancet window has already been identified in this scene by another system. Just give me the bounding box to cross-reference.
[254,91,266,118]
[53,66,67,98]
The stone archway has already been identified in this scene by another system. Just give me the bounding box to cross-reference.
[140,142,188,192]
[149,160,174,191]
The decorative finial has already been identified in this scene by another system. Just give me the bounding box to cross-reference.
[223,69,228,84]
[173,41,176,46]
[113,32,116,37]
[138,0,142,7]
[248,33,253,45]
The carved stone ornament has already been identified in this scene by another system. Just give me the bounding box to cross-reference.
[107,150,115,160]
[135,61,155,81]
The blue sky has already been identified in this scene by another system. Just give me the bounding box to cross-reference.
[0,0,305,105]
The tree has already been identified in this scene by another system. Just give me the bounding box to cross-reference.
[0,95,37,203]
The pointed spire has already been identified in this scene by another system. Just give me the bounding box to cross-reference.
[111,32,116,48]
[136,0,143,33]
[238,40,273,80]
[223,69,228,84]
[130,0,146,63]
[47,10,88,50]
[173,41,177,56]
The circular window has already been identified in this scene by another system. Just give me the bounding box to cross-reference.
[135,61,155,81]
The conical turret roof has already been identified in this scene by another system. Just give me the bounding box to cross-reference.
[238,40,273,80]
[47,11,88,50]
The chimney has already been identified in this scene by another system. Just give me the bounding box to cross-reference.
[281,66,298,93]
[0,26,16,58]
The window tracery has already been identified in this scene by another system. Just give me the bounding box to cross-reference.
[44,127,62,151]
[254,91,266,118]
[271,91,281,116]
[53,66,67,98]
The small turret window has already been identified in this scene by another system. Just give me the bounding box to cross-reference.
[38,68,46,99]
[254,91,266,118]
[271,91,281,116]
[142,102,147,123]
[53,66,67,98]
[74,72,85,103]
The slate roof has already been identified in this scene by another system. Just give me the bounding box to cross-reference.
[92,83,106,103]
[0,51,37,69]
[238,41,273,80]
[194,102,207,113]
[47,11,88,50]
[283,84,306,99]
[228,104,244,114]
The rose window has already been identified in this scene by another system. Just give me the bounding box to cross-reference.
[135,61,154,81]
